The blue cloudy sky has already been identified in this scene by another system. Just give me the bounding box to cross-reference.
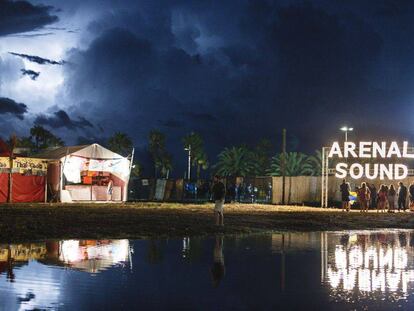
[2,0,414,169]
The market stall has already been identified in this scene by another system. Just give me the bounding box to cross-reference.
[0,156,47,203]
[38,144,131,203]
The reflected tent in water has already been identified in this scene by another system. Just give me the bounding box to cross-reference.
[0,239,131,277]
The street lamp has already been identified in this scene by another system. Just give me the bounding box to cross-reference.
[340,126,353,142]
[184,145,191,180]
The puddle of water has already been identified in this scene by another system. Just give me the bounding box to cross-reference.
[0,230,414,310]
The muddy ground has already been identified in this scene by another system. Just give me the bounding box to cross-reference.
[0,202,413,242]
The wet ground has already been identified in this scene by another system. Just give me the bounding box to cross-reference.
[1,203,414,241]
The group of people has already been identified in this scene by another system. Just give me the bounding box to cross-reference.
[226,182,272,203]
[340,179,414,212]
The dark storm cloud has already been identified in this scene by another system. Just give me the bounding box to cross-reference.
[21,69,40,80]
[35,110,93,130]
[0,97,28,120]
[0,0,58,36]
[61,0,414,171]
[9,32,55,38]
[158,118,184,128]
[184,112,217,122]
[9,52,65,65]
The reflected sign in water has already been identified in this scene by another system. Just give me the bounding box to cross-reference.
[323,230,414,299]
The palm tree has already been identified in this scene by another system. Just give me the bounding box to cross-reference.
[148,130,166,177]
[29,125,64,150]
[196,152,209,179]
[214,146,258,177]
[182,132,208,179]
[108,132,133,156]
[252,139,273,175]
[267,152,313,176]
[130,161,141,177]
[30,125,48,149]
[306,150,322,176]
[159,152,173,178]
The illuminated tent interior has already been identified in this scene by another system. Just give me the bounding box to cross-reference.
[38,144,131,202]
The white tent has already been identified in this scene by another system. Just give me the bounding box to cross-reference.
[39,144,131,202]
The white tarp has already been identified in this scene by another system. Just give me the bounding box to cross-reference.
[89,158,130,181]
[63,156,86,184]
[63,156,130,183]
[69,144,125,160]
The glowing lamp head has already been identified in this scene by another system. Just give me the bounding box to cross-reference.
[340,126,353,132]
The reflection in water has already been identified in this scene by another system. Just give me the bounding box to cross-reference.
[0,232,414,310]
[0,239,130,278]
[210,235,225,288]
[324,231,414,301]
[59,240,130,273]
[0,240,130,311]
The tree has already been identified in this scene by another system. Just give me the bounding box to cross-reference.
[214,146,258,177]
[29,125,64,150]
[14,137,35,149]
[251,139,273,175]
[108,132,133,156]
[196,152,209,179]
[305,150,322,176]
[159,152,173,178]
[267,152,313,176]
[130,161,142,177]
[148,130,172,178]
[182,132,208,179]
[30,125,47,149]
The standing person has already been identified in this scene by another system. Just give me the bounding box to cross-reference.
[409,182,414,211]
[247,183,253,203]
[369,184,377,210]
[235,183,240,202]
[398,182,408,212]
[211,175,226,226]
[106,179,113,201]
[340,179,351,212]
[384,185,390,210]
[266,182,273,203]
[388,184,396,212]
[377,184,388,213]
[358,182,370,213]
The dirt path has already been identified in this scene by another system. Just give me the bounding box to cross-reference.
[0,202,413,242]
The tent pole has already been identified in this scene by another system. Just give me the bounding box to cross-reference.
[126,148,135,202]
[45,171,48,203]
[60,148,70,202]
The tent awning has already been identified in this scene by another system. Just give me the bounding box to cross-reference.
[36,144,126,160]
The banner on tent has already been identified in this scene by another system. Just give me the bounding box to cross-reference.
[63,156,130,183]
[0,157,9,171]
[13,157,48,174]
[88,159,130,180]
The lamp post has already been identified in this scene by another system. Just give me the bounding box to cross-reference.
[340,126,353,142]
[185,145,191,180]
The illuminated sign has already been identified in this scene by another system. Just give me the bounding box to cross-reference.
[328,141,413,180]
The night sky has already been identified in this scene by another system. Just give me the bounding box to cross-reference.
[1,0,414,172]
